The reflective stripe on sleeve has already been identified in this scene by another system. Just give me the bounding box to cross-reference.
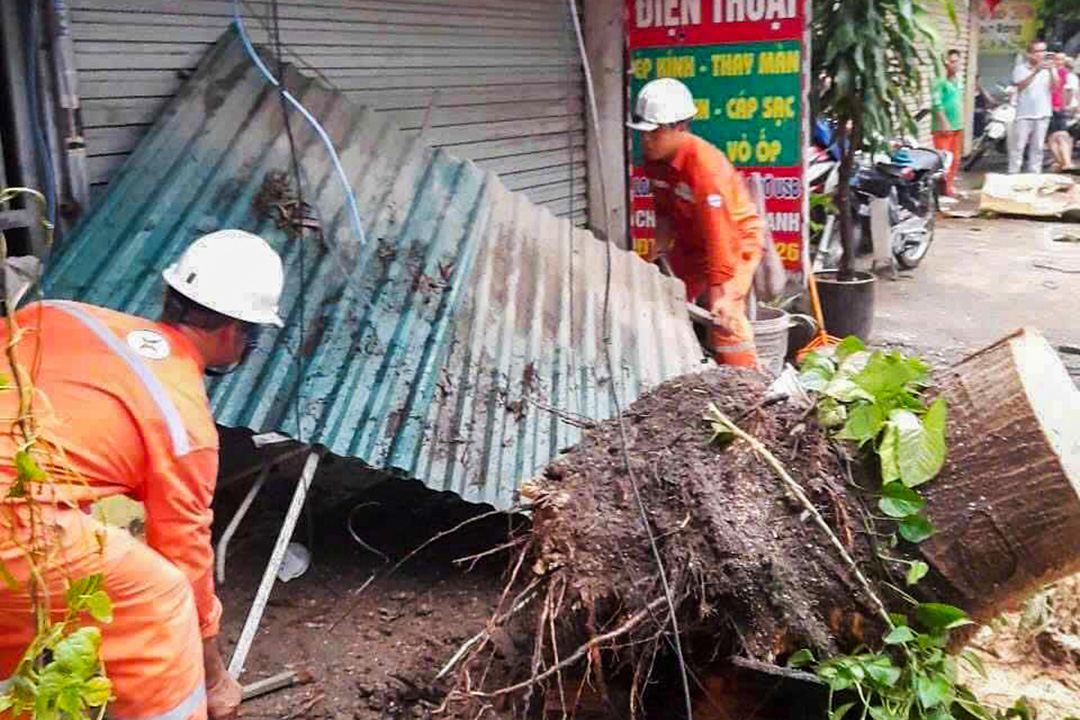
[43,301,192,457]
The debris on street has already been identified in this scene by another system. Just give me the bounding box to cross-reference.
[979,173,1080,218]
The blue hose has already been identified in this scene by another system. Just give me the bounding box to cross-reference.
[26,0,57,228]
[231,1,366,248]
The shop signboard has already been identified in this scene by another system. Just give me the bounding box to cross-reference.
[626,0,809,281]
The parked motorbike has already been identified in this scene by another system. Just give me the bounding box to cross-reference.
[963,86,1016,171]
[812,133,947,272]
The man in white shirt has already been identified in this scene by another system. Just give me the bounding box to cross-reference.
[1009,40,1061,174]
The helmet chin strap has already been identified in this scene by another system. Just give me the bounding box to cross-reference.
[205,326,260,377]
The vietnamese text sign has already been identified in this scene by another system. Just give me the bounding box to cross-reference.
[627,0,808,276]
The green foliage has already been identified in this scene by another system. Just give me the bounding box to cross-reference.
[0,577,114,719]
[1034,0,1080,26]
[798,338,946,545]
[9,451,47,498]
[811,0,952,272]
[787,605,1022,720]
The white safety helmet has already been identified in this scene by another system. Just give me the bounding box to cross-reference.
[627,78,698,131]
[162,229,285,327]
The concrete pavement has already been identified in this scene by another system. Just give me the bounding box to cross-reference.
[873,213,1080,370]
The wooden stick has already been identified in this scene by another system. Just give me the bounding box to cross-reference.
[241,670,309,701]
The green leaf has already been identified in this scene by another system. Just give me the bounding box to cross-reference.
[786,648,815,668]
[917,672,952,708]
[830,702,856,720]
[879,422,901,484]
[853,351,930,400]
[1004,696,1035,720]
[86,590,113,624]
[0,558,18,591]
[14,450,46,484]
[889,406,947,487]
[959,651,987,679]
[56,686,83,714]
[928,708,956,720]
[879,482,926,518]
[868,707,900,720]
[52,627,102,680]
[916,603,972,632]
[835,336,866,363]
[817,397,848,429]
[906,560,930,586]
[824,373,875,403]
[799,351,837,388]
[81,677,112,707]
[838,402,885,445]
[883,625,917,645]
[899,513,936,543]
[864,655,902,687]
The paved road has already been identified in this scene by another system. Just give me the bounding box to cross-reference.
[873,214,1080,375]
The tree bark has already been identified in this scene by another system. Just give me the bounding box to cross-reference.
[919,328,1080,621]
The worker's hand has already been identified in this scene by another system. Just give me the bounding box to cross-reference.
[207,671,243,719]
[204,637,242,719]
[707,282,752,339]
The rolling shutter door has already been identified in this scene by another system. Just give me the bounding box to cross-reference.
[69,0,588,224]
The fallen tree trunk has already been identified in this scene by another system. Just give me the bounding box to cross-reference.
[443,329,1080,719]
[920,328,1080,621]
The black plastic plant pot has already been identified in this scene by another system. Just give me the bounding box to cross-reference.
[813,270,876,343]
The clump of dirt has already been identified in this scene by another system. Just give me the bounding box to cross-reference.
[444,367,897,717]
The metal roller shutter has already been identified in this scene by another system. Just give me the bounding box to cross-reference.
[69,0,588,224]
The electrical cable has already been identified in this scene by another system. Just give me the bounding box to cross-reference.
[268,0,316,563]
[565,1,694,718]
[231,0,365,249]
[26,0,56,228]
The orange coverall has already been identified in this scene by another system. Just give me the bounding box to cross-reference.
[645,134,764,367]
[0,301,221,720]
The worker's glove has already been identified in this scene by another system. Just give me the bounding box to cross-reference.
[708,281,752,339]
[207,670,243,720]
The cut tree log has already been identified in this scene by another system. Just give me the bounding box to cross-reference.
[920,327,1080,621]
[441,329,1080,719]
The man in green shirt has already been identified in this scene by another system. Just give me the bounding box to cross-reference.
[932,49,964,198]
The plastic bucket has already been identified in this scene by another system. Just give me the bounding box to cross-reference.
[752,306,815,377]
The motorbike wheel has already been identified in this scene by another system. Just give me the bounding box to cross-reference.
[894,202,935,270]
[962,137,988,171]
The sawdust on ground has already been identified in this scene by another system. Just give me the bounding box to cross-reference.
[960,576,1080,720]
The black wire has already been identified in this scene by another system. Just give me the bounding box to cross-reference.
[565,1,694,717]
[268,0,316,555]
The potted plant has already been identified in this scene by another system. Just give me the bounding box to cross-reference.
[809,0,953,340]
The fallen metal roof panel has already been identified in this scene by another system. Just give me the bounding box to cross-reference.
[44,29,704,509]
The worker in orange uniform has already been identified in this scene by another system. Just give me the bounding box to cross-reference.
[629,78,764,367]
[0,230,286,720]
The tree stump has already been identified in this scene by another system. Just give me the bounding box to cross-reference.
[920,328,1080,621]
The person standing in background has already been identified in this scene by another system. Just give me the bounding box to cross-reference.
[1047,54,1078,171]
[1009,40,1060,174]
[932,49,965,197]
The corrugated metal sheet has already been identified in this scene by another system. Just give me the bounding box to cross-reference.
[70,0,588,223]
[43,30,705,509]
